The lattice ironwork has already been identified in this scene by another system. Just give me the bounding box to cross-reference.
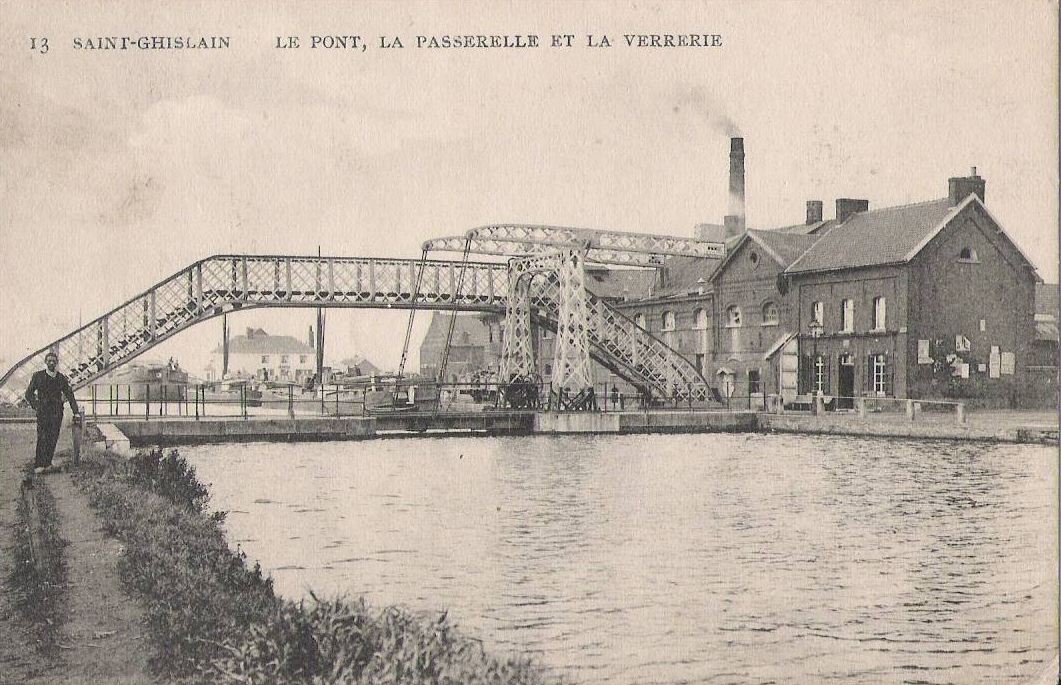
[0,255,506,404]
[550,251,594,393]
[498,276,534,381]
[518,255,711,401]
[424,235,666,267]
[423,223,724,266]
[0,253,711,404]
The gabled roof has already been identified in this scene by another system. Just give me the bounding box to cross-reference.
[421,313,491,346]
[748,230,821,268]
[784,194,1041,279]
[648,255,720,298]
[786,198,955,274]
[213,333,315,355]
[706,229,820,284]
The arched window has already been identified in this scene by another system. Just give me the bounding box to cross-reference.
[726,306,742,328]
[693,308,708,330]
[634,313,646,329]
[958,247,979,262]
[762,301,779,326]
[661,311,676,331]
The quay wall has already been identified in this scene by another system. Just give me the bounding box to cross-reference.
[113,417,377,446]
[98,410,1057,447]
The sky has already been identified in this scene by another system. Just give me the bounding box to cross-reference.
[1,0,1057,377]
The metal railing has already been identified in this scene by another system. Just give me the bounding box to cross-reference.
[75,380,757,421]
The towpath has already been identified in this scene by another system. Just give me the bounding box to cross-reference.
[0,422,153,685]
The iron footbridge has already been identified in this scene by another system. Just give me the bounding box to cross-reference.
[0,253,712,405]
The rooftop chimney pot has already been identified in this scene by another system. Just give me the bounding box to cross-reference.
[806,200,823,225]
[836,198,869,224]
[948,170,986,206]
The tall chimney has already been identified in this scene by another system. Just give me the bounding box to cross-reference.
[806,200,823,225]
[948,167,985,206]
[724,137,746,237]
[836,198,869,224]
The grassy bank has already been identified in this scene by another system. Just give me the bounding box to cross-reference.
[75,448,556,685]
[9,470,66,652]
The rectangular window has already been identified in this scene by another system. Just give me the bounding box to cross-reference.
[814,355,826,394]
[841,299,854,332]
[299,355,307,364]
[748,369,762,395]
[695,353,705,374]
[281,355,289,363]
[811,301,823,326]
[261,355,269,363]
[873,297,886,330]
[873,354,887,395]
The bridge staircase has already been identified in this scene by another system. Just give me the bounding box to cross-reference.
[1,254,711,405]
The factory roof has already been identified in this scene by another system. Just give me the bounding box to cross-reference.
[786,198,956,273]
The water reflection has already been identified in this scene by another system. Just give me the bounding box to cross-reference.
[185,434,1056,684]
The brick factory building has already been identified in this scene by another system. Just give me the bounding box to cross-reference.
[416,140,1054,408]
[618,158,1051,408]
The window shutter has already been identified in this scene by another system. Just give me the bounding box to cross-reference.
[823,356,832,394]
[867,354,874,395]
[800,354,813,394]
[885,353,894,396]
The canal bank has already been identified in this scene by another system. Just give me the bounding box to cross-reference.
[0,423,154,684]
[96,408,1057,448]
[0,423,558,685]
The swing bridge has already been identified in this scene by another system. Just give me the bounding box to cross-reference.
[0,224,726,412]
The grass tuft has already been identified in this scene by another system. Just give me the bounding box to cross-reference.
[75,449,557,684]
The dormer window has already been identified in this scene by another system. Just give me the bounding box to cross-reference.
[958,247,979,263]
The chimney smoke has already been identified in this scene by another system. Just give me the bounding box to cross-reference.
[725,137,746,237]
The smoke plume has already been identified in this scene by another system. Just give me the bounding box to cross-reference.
[672,85,741,137]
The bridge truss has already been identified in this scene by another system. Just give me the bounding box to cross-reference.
[0,248,716,405]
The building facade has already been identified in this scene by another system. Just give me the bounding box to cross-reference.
[211,327,316,382]
[410,170,1049,407]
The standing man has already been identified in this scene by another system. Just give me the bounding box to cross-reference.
[24,351,80,474]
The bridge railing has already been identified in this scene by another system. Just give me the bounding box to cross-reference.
[73,379,748,421]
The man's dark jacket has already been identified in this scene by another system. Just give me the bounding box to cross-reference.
[25,371,79,415]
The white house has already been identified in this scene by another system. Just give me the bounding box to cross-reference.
[212,328,316,382]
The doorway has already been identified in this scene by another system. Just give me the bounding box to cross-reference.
[838,354,855,409]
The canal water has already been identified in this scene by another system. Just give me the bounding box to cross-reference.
[184,434,1057,684]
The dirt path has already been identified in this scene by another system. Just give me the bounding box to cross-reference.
[0,422,155,685]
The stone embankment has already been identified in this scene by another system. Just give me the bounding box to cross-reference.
[93,408,1058,445]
